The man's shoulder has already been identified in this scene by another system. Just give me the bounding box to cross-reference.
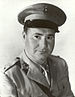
[49,55,68,79]
[49,55,68,68]
[3,57,21,74]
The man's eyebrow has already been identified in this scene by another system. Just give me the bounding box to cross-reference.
[33,33,55,36]
[48,34,55,36]
[34,33,43,35]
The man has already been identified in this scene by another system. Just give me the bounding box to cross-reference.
[0,3,74,97]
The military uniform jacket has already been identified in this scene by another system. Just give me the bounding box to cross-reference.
[3,52,74,97]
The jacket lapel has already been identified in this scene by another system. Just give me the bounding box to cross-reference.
[27,64,49,88]
[48,56,59,96]
[19,51,50,88]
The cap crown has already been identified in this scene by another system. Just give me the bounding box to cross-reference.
[18,3,66,27]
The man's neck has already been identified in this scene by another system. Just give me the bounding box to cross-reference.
[20,50,48,70]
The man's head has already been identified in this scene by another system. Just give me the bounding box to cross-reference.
[18,3,66,64]
[22,27,55,64]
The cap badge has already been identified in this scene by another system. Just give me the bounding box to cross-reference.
[43,6,48,14]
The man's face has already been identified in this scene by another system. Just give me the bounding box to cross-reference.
[23,28,55,64]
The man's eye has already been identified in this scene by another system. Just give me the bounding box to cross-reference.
[47,35,54,40]
[34,35,40,39]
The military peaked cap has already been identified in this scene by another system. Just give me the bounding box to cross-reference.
[18,3,67,32]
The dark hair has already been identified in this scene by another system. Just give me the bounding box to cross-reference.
[23,25,28,34]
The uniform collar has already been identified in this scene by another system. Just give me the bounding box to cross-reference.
[19,51,50,88]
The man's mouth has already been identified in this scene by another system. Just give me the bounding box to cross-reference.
[39,50,47,54]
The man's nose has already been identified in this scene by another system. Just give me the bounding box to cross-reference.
[40,38,48,49]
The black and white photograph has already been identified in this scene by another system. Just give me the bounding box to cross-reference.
[0,0,75,97]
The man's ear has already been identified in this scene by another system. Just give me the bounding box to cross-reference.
[22,31,26,39]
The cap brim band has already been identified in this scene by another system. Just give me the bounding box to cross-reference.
[24,20,59,32]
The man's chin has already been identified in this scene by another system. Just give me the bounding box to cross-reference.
[36,58,47,65]
[36,56,47,62]
[37,54,48,59]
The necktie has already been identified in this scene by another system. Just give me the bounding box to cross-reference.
[40,64,51,86]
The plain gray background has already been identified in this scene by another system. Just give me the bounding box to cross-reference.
[0,0,75,95]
